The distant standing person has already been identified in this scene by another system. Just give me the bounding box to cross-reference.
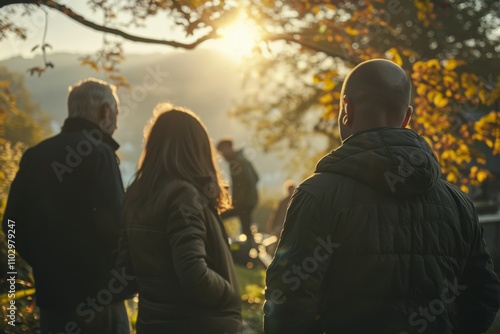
[266,180,295,237]
[217,138,259,240]
[117,104,242,333]
[2,78,130,334]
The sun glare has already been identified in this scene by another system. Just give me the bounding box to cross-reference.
[215,19,261,59]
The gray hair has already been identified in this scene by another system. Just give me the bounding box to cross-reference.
[67,78,118,122]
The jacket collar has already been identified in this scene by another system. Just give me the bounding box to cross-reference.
[61,117,120,151]
[315,127,441,197]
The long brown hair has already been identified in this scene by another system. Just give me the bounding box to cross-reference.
[124,103,230,219]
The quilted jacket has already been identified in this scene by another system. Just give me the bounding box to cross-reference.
[264,127,500,334]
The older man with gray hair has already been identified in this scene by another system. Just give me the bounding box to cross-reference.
[2,78,131,333]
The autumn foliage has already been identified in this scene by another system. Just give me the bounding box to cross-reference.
[1,0,499,192]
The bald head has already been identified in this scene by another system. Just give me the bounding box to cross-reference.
[338,59,413,140]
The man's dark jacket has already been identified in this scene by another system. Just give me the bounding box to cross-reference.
[117,178,242,333]
[264,127,500,334]
[2,118,126,309]
[230,150,259,209]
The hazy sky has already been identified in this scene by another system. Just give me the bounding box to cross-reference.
[0,0,308,202]
[0,2,256,61]
[0,2,301,198]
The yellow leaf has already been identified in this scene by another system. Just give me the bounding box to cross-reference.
[427,59,441,69]
[433,92,448,108]
[402,49,414,57]
[323,80,335,91]
[319,94,333,104]
[443,75,455,86]
[460,185,469,193]
[477,170,488,182]
[386,48,403,66]
[427,90,438,102]
[447,173,457,183]
[413,61,427,72]
[477,156,487,164]
[465,86,477,98]
[345,27,359,36]
[478,89,488,105]
[417,84,427,96]
[444,59,465,70]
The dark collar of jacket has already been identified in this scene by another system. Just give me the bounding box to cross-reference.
[315,127,441,197]
[61,117,120,151]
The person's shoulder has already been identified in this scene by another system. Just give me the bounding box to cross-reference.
[441,180,476,215]
[233,150,245,160]
[298,172,344,199]
[167,178,198,191]
[160,178,202,201]
[91,139,115,157]
[19,133,62,160]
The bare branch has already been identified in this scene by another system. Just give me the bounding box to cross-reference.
[34,0,219,49]
[0,0,38,7]
[263,33,349,61]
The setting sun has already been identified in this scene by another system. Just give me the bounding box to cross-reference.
[214,18,261,59]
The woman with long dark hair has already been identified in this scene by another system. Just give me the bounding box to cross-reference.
[117,103,242,333]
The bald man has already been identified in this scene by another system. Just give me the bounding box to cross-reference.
[264,59,500,334]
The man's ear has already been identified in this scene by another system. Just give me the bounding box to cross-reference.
[98,103,113,131]
[99,103,111,120]
[401,106,413,128]
[343,95,353,126]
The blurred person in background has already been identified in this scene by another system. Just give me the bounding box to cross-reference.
[266,180,296,238]
[217,138,259,241]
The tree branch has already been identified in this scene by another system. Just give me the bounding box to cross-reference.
[263,33,350,61]
[3,0,219,49]
[0,0,38,7]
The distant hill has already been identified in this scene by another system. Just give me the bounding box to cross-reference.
[0,49,296,197]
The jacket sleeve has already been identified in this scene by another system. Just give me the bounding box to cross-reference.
[92,145,124,227]
[166,184,235,307]
[1,149,36,264]
[264,189,335,333]
[115,228,139,297]
[454,199,500,333]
